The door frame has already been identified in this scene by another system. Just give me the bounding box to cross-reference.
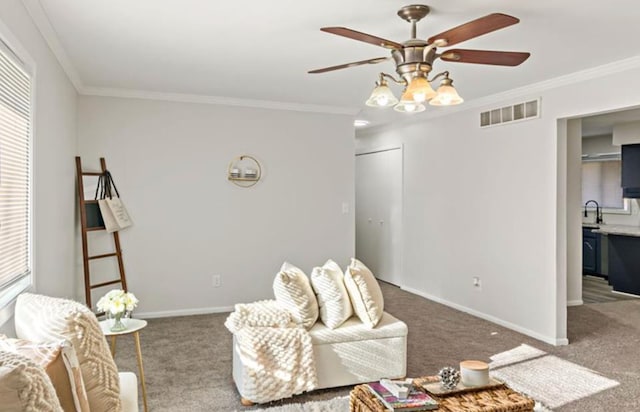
[355,145,404,286]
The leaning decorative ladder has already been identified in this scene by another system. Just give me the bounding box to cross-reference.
[75,156,128,309]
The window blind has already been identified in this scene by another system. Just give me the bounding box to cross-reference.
[0,39,31,305]
[582,160,623,209]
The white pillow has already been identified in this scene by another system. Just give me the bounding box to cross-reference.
[310,259,353,329]
[0,350,63,412]
[15,293,122,412]
[273,262,319,330]
[344,258,384,328]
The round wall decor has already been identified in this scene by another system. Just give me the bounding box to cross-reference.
[227,155,262,188]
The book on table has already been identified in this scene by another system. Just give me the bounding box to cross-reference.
[367,381,438,411]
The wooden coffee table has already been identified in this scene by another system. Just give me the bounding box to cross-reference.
[349,376,535,412]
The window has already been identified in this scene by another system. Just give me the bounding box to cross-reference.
[582,160,625,210]
[0,39,32,309]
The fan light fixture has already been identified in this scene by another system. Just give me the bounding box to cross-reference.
[393,88,426,113]
[309,4,530,115]
[365,78,399,107]
[429,76,464,106]
[368,71,461,112]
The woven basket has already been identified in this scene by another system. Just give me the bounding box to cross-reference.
[349,376,535,412]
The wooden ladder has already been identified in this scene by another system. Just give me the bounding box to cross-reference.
[75,157,128,309]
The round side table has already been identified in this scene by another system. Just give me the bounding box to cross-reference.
[99,318,149,412]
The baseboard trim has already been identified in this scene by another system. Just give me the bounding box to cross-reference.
[611,290,640,298]
[400,285,567,346]
[135,305,233,319]
[567,299,584,307]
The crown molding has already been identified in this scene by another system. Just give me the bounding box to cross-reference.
[21,0,83,91]
[361,55,640,135]
[81,86,359,115]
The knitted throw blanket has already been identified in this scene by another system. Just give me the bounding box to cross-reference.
[225,300,318,403]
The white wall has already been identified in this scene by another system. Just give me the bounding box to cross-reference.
[613,121,640,145]
[358,60,640,345]
[582,134,617,156]
[0,1,78,334]
[566,120,582,306]
[77,96,355,315]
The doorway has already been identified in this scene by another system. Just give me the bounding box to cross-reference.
[562,109,640,316]
[355,147,403,286]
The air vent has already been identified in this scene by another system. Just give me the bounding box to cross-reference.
[480,98,540,128]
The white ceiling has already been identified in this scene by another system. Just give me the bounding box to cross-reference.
[582,107,640,137]
[31,0,640,126]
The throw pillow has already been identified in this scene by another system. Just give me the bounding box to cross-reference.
[15,293,122,412]
[0,349,63,412]
[0,336,89,412]
[273,262,319,329]
[310,259,353,329]
[344,258,384,328]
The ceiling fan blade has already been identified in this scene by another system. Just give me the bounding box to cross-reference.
[308,57,389,74]
[428,13,519,46]
[321,27,403,49]
[440,49,530,66]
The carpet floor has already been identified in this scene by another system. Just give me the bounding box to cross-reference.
[112,283,640,411]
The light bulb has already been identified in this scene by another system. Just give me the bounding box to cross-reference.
[406,76,436,103]
[377,95,389,106]
[412,92,427,103]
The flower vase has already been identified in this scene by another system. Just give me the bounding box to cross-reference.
[108,311,128,332]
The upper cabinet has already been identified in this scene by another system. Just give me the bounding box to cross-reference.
[622,144,640,198]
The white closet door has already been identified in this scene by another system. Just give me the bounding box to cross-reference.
[355,148,402,285]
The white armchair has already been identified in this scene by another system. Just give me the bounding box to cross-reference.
[15,293,139,412]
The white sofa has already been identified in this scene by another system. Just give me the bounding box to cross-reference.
[232,311,408,403]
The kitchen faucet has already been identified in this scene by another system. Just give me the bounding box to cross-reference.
[584,200,603,224]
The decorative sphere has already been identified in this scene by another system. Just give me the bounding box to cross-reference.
[438,366,461,390]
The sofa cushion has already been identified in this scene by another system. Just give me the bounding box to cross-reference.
[15,293,122,412]
[308,312,407,345]
[0,349,63,412]
[310,259,353,329]
[344,258,384,328]
[273,262,319,330]
[0,336,89,412]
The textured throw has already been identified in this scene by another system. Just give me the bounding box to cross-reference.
[225,300,318,404]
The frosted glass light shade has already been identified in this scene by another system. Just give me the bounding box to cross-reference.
[406,76,436,103]
[365,84,399,107]
[429,82,464,106]
[394,89,426,113]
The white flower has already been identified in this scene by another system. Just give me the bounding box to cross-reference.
[96,289,139,315]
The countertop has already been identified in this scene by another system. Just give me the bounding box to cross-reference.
[585,223,640,237]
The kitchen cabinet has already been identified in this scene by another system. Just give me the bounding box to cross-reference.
[622,144,640,198]
[608,234,640,295]
[582,228,601,275]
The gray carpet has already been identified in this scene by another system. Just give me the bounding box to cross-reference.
[112,283,640,411]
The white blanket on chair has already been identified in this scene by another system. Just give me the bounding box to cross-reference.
[225,300,318,403]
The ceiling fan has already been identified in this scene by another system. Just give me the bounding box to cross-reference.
[309,4,531,113]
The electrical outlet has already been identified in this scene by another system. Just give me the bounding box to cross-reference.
[473,276,481,288]
[213,275,221,288]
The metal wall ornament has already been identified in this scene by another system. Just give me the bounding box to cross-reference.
[227,155,262,188]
